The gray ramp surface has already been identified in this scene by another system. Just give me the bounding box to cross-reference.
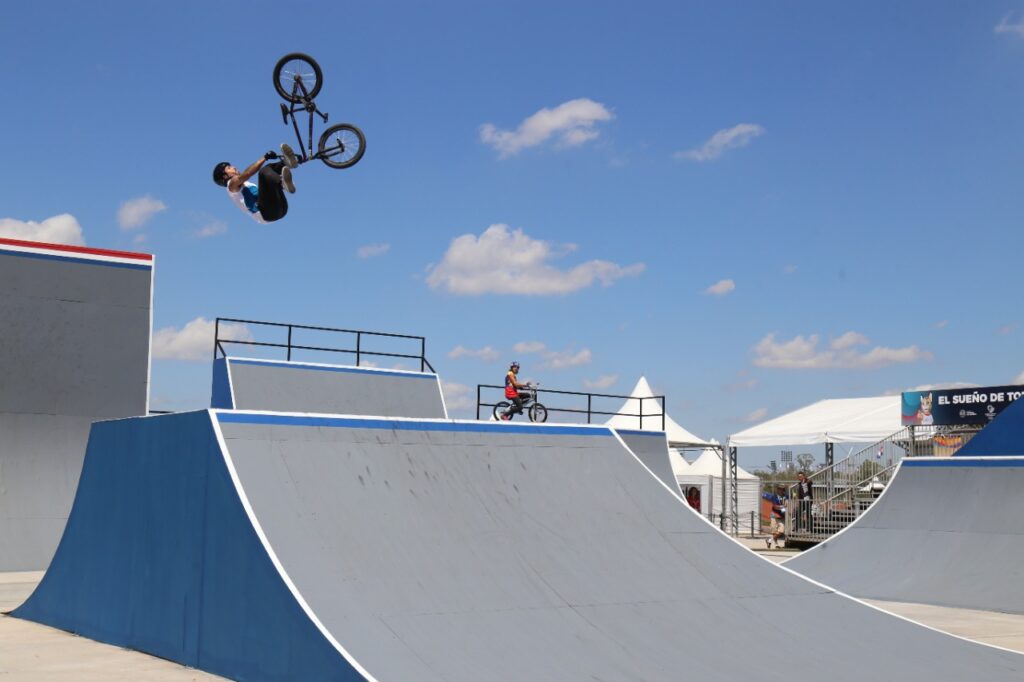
[614,429,677,492]
[219,358,446,418]
[786,457,1024,614]
[0,239,152,570]
[216,414,1023,681]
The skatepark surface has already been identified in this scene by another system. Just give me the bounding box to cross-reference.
[12,410,1024,681]
[786,399,1024,614]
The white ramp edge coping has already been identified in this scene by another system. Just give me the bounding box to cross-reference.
[222,356,441,378]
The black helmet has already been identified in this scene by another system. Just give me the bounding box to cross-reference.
[510,361,520,370]
[212,161,231,187]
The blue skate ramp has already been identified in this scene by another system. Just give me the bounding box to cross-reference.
[14,411,1024,681]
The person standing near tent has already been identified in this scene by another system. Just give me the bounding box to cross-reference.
[762,485,786,548]
[685,486,701,512]
[795,471,813,533]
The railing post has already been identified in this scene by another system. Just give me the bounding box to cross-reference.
[476,384,481,421]
[214,318,220,360]
[356,332,361,366]
[421,338,426,372]
[661,397,666,431]
[587,394,592,424]
[287,325,293,361]
[640,397,644,430]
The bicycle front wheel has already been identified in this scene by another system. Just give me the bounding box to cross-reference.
[319,123,366,168]
[493,402,511,421]
[529,403,548,423]
[273,53,323,102]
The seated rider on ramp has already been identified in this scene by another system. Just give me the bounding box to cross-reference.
[500,361,527,420]
[212,144,299,223]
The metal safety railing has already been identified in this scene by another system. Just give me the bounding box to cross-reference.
[213,317,436,373]
[786,424,982,544]
[475,384,665,427]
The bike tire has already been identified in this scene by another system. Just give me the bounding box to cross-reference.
[493,401,512,421]
[529,403,548,423]
[273,53,323,103]
[318,123,366,169]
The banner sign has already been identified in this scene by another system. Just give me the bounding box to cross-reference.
[901,385,1024,426]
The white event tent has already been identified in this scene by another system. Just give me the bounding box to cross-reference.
[728,396,902,448]
[676,444,761,532]
[605,377,711,448]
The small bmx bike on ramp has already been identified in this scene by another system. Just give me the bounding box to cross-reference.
[493,383,549,423]
[273,53,366,169]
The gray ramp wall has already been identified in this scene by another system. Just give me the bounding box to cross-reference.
[786,457,1024,614]
[221,358,447,418]
[0,240,152,570]
[614,429,677,492]
[214,413,1024,681]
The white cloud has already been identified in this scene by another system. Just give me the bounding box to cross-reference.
[0,214,85,245]
[546,348,592,369]
[583,374,618,390]
[513,341,546,354]
[933,320,949,329]
[704,279,736,296]
[440,380,475,411]
[118,196,167,230]
[153,317,252,361]
[357,243,391,259]
[726,377,758,392]
[995,13,1024,37]
[783,264,798,274]
[426,224,644,296]
[511,340,592,369]
[753,331,933,369]
[195,220,228,238]
[480,98,614,158]
[1014,371,1024,384]
[675,123,765,162]
[744,407,768,423]
[448,345,500,362]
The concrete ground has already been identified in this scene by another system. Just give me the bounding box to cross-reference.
[4,542,1024,679]
[737,534,1024,655]
[0,572,225,681]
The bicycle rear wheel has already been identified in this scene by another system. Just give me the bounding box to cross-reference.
[493,402,512,420]
[273,53,323,103]
[319,123,366,168]
[529,403,548,423]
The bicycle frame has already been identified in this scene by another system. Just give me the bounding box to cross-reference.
[279,79,328,163]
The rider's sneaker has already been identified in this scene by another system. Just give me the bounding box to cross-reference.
[281,166,296,194]
[280,143,299,169]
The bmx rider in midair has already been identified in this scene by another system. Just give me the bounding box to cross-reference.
[500,361,528,420]
[212,143,299,223]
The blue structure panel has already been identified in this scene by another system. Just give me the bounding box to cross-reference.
[955,396,1024,456]
[13,411,363,682]
[210,357,234,409]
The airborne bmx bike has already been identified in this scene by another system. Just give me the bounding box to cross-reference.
[273,53,366,169]
[493,383,549,423]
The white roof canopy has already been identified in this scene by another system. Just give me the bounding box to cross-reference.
[606,376,711,447]
[684,446,757,479]
[728,396,902,447]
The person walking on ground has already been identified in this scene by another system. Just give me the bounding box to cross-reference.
[762,484,787,548]
[212,144,299,224]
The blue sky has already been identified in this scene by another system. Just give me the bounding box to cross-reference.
[3,2,1022,468]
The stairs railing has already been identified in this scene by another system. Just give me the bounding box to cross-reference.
[786,424,981,544]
